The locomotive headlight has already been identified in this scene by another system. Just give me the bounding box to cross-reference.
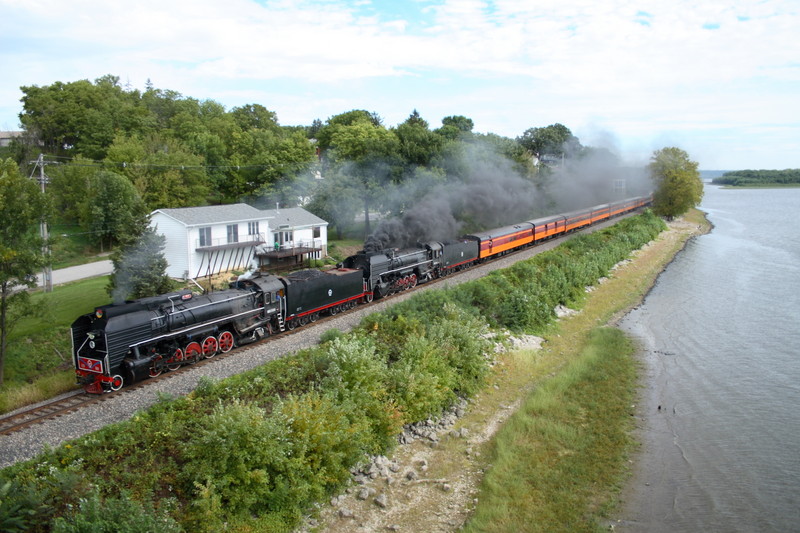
[89,340,96,349]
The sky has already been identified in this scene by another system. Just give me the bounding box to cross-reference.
[1,0,798,170]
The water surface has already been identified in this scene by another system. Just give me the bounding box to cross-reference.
[617,185,800,532]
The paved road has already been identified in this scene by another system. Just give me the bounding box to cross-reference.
[36,260,113,288]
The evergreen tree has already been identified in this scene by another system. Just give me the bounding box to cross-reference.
[107,225,173,303]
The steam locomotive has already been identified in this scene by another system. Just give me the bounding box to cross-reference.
[71,195,651,393]
[342,195,652,298]
[72,268,366,393]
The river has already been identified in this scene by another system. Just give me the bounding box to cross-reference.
[616,184,800,532]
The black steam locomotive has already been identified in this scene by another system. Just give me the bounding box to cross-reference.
[72,195,651,393]
[72,268,365,392]
[342,195,652,299]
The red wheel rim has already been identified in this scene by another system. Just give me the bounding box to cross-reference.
[109,375,124,392]
[166,348,183,371]
[218,331,234,353]
[185,342,202,361]
[202,336,218,358]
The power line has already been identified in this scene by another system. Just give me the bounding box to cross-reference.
[32,155,279,172]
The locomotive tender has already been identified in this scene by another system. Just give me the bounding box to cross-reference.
[72,194,651,393]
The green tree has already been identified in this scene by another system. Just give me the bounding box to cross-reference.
[517,123,582,162]
[394,111,444,168]
[229,103,281,132]
[321,114,400,236]
[0,159,50,385]
[105,133,209,209]
[107,225,173,303]
[649,147,704,219]
[47,156,96,224]
[19,75,154,160]
[85,170,148,251]
[315,109,382,152]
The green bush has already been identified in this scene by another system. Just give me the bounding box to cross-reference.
[386,335,456,422]
[424,303,492,397]
[277,391,371,491]
[319,335,403,453]
[180,400,295,528]
[319,327,344,344]
[51,488,181,533]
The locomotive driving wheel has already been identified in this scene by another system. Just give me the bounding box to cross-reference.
[202,336,218,358]
[185,342,203,363]
[166,348,184,371]
[148,355,164,378]
[218,331,234,353]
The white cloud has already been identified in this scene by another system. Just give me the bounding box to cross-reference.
[1,0,798,167]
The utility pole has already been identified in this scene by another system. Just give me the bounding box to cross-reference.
[30,154,52,292]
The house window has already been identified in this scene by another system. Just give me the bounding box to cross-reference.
[248,221,259,236]
[199,227,212,247]
[313,226,321,239]
[227,224,239,243]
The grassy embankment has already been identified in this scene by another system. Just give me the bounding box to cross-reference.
[461,209,709,532]
[0,277,108,413]
[0,224,112,412]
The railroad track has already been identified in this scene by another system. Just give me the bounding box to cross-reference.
[0,391,100,436]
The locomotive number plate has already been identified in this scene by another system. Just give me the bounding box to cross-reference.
[77,356,103,374]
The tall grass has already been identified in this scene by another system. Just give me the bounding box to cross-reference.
[464,328,638,533]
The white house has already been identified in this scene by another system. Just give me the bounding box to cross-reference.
[150,204,328,280]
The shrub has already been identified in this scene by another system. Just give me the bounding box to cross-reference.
[319,327,344,344]
[319,335,403,453]
[386,335,456,422]
[424,303,492,396]
[276,391,371,492]
[180,400,295,528]
[51,488,181,533]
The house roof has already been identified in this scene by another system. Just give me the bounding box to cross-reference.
[151,203,328,228]
[261,207,328,228]
[152,203,265,226]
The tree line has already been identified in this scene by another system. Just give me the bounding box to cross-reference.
[711,169,800,186]
[3,75,637,246]
[0,74,703,387]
